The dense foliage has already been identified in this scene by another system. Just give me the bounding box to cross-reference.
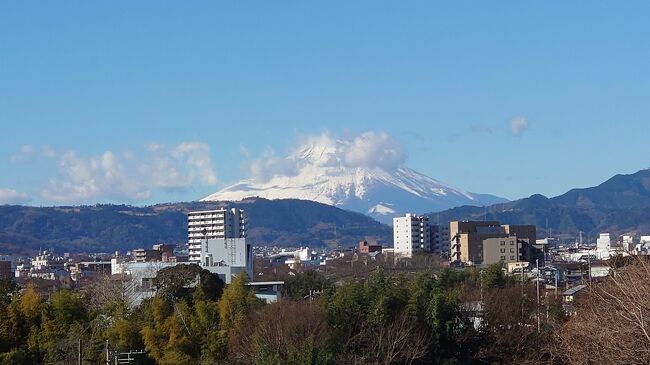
[0,262,576,365]
[9,258,650,364]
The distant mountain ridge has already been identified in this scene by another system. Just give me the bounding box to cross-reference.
[429,169,650,240]
[0,198,391,255]
[203,140,507,222]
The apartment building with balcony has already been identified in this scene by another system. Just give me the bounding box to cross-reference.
[430,224,450,257]
[187,208,247,262]
[393,213,431,257]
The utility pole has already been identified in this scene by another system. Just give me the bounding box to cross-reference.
[554,271,558,298]
[78,338,81,365]
[587,250,591,286]
[480,270,483,305]
[536,259,541,334]
[521,264,525,320]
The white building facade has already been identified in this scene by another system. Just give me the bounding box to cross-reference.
[188,208,247,262]
[199,238,253,284]
[596,233,612,251]
[393,213,431,257]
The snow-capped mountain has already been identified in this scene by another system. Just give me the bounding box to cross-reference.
[202,137,507,223]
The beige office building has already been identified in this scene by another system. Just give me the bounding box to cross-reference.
[450,221,535,267]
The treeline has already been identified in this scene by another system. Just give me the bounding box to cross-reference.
[0,259,649,364]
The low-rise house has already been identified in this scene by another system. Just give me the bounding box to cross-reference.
[562,284,588,315]
[246,281,284,303]
[67,261,112,281]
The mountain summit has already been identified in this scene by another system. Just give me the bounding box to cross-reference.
[429,168,650,239]
[202,134,506,222]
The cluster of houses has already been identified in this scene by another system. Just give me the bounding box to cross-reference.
[3,209,649,315]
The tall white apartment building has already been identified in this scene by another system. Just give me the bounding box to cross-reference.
[188,208,247,262]
[596,233,612,251]
[393,213,431,257]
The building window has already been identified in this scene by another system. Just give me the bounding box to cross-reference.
[510,256,515,260]
[500,256,505,261]
[510,248,515,253]
[500,241,505,245]
[500,248,505,253]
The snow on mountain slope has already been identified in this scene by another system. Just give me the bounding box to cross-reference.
[202,134,507,223]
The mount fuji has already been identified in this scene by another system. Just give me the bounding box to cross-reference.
[202,135,507,223]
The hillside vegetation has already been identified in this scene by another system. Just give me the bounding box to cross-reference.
[0,198,391,254]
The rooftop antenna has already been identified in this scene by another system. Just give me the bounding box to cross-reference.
[579,231,583,245]
[546,217,549,238]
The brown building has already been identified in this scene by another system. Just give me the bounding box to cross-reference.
[502,225,536,246]
[133,244,177,263]
[358,241,382,254]
[450,221,536,267]
[0,261,12,280]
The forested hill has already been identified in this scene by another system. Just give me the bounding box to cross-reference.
[429,169,650,240]
[0,198,391,254]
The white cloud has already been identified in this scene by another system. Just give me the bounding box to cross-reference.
[343,131,406,169]
[42,145,56,158]
[509,117,529,135]
[39,142,218,204]
[11,144,58,162]
[172,142,217,185]
[10,144,36,162]
[0,188,31,205]
[249,149,302,181]
[247,130,407,181]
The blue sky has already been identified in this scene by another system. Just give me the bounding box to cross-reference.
[1,1,650,206]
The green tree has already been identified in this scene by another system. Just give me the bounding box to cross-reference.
[0,279,19,306]
[36,290,93,365]
[481,263,506,289]
[141,296,195,364]
[154,264,224,302]
[218,273,259,332]
[283,270,333,300]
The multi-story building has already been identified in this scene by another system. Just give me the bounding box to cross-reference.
[67,261,112,281]
[393,214,431,257]
[187,208,247,262]
[0,261,12,280]
[133,244,177,263]
[430,225,450,257]
[596,233,612,251]
[31,250,66,271]
[450,221,536,267]
[200,238,253,283]
[358,240,382,255]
